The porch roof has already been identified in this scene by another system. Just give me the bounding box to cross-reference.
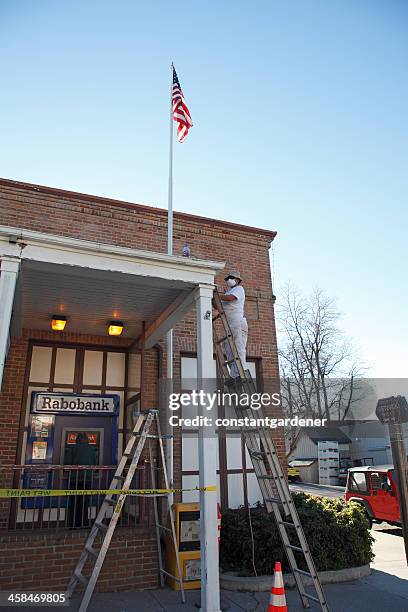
[0,225,225,342]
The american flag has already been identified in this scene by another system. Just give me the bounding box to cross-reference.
[172,66,192,143]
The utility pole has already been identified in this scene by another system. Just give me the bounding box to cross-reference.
[376,395,408,564]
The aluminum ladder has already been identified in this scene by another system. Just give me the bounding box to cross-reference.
[65,409,185,611]
[212,291,329,612]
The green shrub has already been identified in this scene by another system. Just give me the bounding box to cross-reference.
[220,493,374,575]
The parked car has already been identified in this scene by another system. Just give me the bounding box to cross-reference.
[345,465,400,526]
[287,463,301,482]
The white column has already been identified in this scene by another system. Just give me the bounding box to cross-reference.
[195,283,220,612]
[0,257,20,389]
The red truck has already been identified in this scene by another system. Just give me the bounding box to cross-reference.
[345,465,401,526]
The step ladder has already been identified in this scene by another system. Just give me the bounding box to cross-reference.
[65,409,185,611]
[212,291,329,612]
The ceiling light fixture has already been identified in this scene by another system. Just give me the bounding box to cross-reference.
[51,315,67,331]
[108,321,124,336]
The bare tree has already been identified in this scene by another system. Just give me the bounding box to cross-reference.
[277,284,367,425]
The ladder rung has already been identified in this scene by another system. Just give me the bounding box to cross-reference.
[105,497,117,506]
[258,475,276,480]
[301,592,322,604]
[294,568,313,578]
[135,433,160,439]
[224,378,242,387]
[280,520,297,528]
[157,523,171,533]
[248,449,266,458]
[95,521,108,532]
[224,358,238,365]
[264,497,283,505]
[160,568,183,582]
[286,544,304,553]
[113,475,126,481]
[74,571,88,586]
[216,335,230,344]
[85,544,99,559]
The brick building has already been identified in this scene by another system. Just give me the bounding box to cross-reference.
[0,178,281,601]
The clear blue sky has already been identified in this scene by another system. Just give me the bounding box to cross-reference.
[1,1,407,377]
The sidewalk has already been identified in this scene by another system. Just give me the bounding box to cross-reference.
[69,578,408,612]
[68,524,408,612]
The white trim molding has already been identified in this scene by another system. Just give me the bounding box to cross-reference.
[0,225,225,286]
[0,256,20,389]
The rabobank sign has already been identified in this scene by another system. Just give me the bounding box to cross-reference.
[31,392,118,415]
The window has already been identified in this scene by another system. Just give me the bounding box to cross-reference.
[370,473,391,491]
[348,472,368,494]
[180,354,262,508]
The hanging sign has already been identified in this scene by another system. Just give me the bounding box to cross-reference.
[31,392,119,415]
[376,396,408,424]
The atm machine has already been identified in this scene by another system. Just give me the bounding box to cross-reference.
[23,391,119,509]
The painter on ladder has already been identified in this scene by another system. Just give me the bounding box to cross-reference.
[218,271,248,377]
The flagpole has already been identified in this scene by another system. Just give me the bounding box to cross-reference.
[168,62,174,256]
[166,63,174,505]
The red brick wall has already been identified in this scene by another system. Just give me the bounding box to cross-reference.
[0,527,159,592]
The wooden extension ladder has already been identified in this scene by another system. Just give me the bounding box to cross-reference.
[65,409,185,611]
[212,291,329,612]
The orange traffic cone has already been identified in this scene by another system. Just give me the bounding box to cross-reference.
[268,561,287,612]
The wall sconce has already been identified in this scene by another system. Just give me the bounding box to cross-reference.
[51,315,67,331]
[108,321,124,336]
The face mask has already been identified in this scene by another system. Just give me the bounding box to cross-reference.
[226,278,236,288]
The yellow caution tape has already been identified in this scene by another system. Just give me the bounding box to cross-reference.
[0,486,217,499]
